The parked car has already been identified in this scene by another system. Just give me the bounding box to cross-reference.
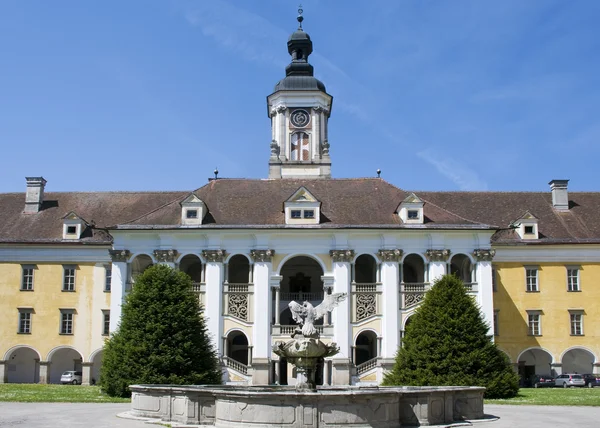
[583,374,600,388]
[60,371,82,385]
[529,374,555,388]
[554,374,585,388]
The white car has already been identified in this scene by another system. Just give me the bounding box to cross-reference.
[60,371,82,385]
[554,374,585,388]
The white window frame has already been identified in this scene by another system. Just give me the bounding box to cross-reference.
[18,309,32,334]
[527,310,542,336]
[566,267,580,292]
[62,265,76,292]
[60,309,74,335]
[569,310,584,336]
[525,266,539,292]
[21,265,35,291]
[104,266,112,292]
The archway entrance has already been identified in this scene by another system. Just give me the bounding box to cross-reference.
[278,256,324,325]
[226,331,249,366]
[49,348,83,384]
[5,347,39,383]
[91,350,103,385]
[450,254,472,285]
[518,348,553,385]
[179,254,203,283]
[562,348,594,374]
[355,331,378,365]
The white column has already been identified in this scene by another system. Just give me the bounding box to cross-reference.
[312,107,321,160]
[203,250,226,357]
[474,249,496,337]
[274,287,281,325]
[426,249,450,284]
[108,250,130,333]
[278,106,287,160]
[378,249,402,359]
[330,249,354,386]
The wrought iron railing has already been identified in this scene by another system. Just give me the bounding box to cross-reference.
[223,356,248,375]
[356,357,378,375]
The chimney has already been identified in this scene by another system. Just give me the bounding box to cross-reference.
[24,177,47,213]
[549,179,569,211]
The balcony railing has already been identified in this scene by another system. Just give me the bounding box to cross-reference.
[353,283,379,321]
[191,282,204,293]
[280,292,323,302]
[356,357,378,375]
[224,283,251,322]
[223,356,248,375]
[401,282,430,308]
[271,324,333,337]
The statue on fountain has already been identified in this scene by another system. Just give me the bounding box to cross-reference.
[273,293,347,390]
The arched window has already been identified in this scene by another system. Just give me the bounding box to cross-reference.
[291,132,310,161]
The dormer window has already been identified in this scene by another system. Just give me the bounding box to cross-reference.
[62,211,86,240]
[397,193,425,224]
[180,194,207,226]
[284,187,321,225]
[512,211,539,240]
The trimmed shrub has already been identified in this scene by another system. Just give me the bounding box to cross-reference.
[101,264,221,397]
[383,274,519,398]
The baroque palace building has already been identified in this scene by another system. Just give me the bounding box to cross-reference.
[1,15,599,386]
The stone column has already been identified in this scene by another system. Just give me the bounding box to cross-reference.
[81,362,93,386]
[378,249,402,369]
[202,250,226,357]
[274,358,280,385]
[0,360,7,383]
[551,363,563,376]
[250,249,275,385]
[154,249,178,268]
[322,275,334,327]
[39,361,50,384]
[330,249,354,386]
[274,286,281,325]
[278,106,287,160]
[313,106,321,160]
[473,249,496,337]
[108,249,130,333]
[323,360,330,386]
[425,249,450,283]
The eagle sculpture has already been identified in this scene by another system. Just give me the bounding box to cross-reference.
[288,293,347,337]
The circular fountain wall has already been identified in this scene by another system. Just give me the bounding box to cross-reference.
[128,384,485,427]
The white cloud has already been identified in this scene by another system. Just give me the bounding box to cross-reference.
[417,150,488,191]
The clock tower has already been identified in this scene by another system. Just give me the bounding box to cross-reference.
[267,8,333,179]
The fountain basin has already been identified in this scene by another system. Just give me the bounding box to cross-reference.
[128,384,485,427]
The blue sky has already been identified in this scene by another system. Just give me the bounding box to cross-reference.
[1,0,599,193]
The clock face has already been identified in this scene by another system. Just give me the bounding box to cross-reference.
[291,109,310,128]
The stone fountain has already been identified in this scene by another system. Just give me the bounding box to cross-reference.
[125,293,486,427]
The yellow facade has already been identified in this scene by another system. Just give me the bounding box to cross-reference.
[0,259,110,384]
[494,257,600,377]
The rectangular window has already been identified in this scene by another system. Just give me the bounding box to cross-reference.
[105,266,112,292]
[186,209,198,219]
[492,267,497,292]
[525,267,538,292]
[303,210,315,219]
[102,310,110,336]
[407,210,419,219]
[21,265,35,291]
[493,311,499,336]
[527,313,541,336]
[524,225,534,234]
[569,311,584,336]
[291,210,301,219]
[66,225,77,234]
[18,309,32,334]
[63,266,76,292]
[567,268,580,292]
[60,310,74,335]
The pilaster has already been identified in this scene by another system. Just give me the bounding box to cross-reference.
[0,360,7,383]
[202,250,226,357]
[108,249,130,332]
[81,362,93,386]
[250,249,275,385]
[39,361,50,384]
[378,249,403,360]
[330,249,354,385]
[473,249,496,337]
[425,249,450,282]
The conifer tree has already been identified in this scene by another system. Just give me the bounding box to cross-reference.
[101,264,221,397]
[383,274,518,398]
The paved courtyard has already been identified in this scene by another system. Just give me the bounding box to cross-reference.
[0,402,599,427]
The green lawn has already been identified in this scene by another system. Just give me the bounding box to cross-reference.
[0,384,128,403]
[486,387,600,406]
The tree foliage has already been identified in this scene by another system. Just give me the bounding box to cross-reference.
[101,264,221,397]
[383,274,519,398]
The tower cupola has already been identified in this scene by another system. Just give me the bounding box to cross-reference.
[268,7,333,179]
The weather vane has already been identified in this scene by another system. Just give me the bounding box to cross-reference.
[297,4,304,30]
